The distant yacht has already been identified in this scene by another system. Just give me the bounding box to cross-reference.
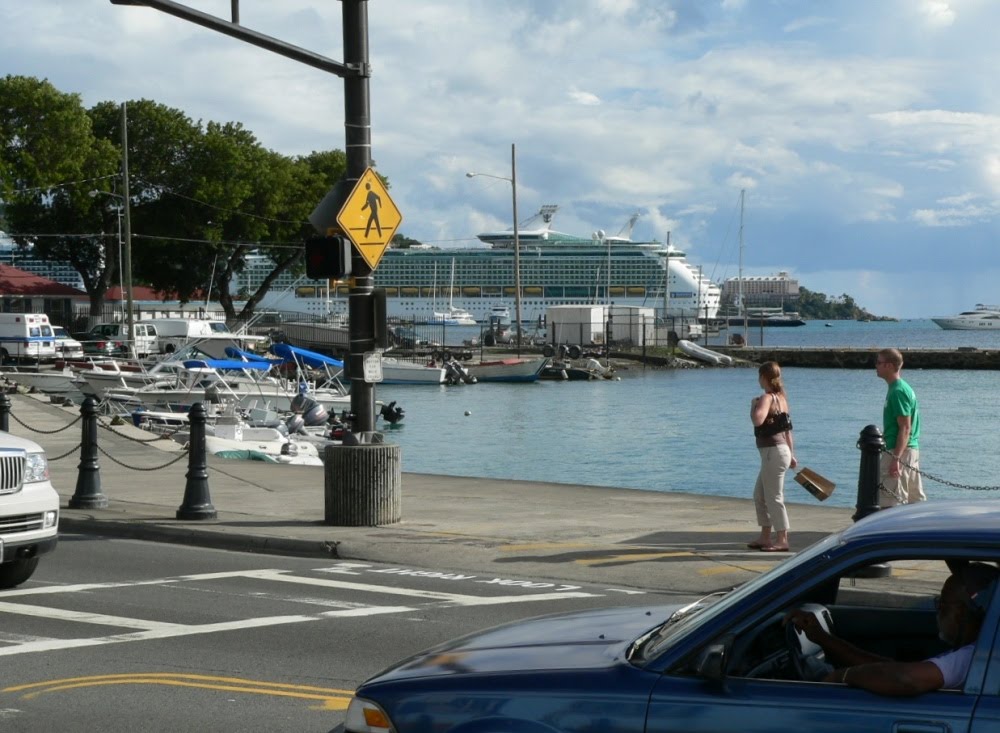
[931,304,1000,330]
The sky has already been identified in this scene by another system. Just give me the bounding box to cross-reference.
[2,0,999,318]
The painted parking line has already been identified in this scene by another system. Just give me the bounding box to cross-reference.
[3,673,354,711]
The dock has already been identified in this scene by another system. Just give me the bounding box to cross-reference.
[711,346,1000,369]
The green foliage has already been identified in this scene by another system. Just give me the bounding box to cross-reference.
[794,287,886,320]
[391,233,422,249]
[0,76,351,319]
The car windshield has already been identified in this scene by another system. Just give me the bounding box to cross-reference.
[54,327,68,337]
[637,533,842,661]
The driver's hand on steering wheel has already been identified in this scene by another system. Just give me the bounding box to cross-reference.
[783,608,829,643]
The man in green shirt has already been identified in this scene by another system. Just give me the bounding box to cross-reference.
[876,348,924,506]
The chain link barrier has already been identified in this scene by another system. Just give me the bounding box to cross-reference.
[882,448,1000,493]
[96,443,190,472]
[96,415,187,443]
[47,443,83,462]
[8,409,83,434]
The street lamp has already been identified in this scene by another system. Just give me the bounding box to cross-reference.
[89,188,134,350]
[466,142,521,353]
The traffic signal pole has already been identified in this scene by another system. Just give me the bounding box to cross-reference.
[342,0,377,436]
[109,0,380,437]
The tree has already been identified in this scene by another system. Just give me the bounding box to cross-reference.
[0,75,120,316]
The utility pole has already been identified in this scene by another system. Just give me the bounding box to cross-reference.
[120,102,135,351]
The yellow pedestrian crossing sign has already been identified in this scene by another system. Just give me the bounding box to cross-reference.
[336,168,402,270]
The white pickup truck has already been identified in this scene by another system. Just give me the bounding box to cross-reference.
[0,432,59,588]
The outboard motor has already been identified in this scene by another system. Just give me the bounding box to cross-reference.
[285,414,306,435]
[379,401,405,424]
[290,392,330,426]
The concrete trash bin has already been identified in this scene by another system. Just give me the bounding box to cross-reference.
[324,444,401,525]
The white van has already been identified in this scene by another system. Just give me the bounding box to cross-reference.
[0,313,57,363]
[139,318,228,354]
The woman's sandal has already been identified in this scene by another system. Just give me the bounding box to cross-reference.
[746,541,768,549]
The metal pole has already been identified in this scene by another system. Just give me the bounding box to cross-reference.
[120,102,135,354]
[69,396,107,509]
[511,143,522,356]
[343,0,376,436]
[177,402,216,519]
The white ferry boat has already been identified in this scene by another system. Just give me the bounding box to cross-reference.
[258,205,721,324]
[931,304,1000,330]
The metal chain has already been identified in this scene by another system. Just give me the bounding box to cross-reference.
[8,410,83,434]
[96,415,187,443]
[882,448,1000,492]
[96,443,190,472]
[47,443,83,462]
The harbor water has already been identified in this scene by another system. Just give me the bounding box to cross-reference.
[379,320,1000,511]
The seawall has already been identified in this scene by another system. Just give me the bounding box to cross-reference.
[710,346,1000,369]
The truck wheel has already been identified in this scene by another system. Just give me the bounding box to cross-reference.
[542,344,555,358]
[483,333,496,347]
[568,345,582,360]
[164,344,175,354]
[0,557,39,589]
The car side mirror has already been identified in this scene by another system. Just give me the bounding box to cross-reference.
[694,636,732,683]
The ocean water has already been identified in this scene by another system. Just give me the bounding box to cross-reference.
[377,320,1000,510]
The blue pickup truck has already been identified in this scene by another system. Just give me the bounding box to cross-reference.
[343,500,1000,733]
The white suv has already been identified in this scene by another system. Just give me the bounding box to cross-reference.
[0,433,59,588]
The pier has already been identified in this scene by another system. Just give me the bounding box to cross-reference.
[711,345,1000,369]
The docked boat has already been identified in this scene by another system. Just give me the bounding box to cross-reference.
[0,366,80,395]
[465,357,548,383]
[677,339,733,366]
[380,357,448,385]
[255,206,721,324]
[723,309,806,328]
[931,304,1000,330]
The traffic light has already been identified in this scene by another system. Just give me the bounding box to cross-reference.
[305,236,353,279]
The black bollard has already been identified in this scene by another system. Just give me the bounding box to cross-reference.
[852,424,890,578]
[0,394,9,432]
[854,424,885,523]
[69,396,108,509]
[176,402,217,520]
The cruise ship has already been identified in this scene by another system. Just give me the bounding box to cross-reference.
[258,205,721,324]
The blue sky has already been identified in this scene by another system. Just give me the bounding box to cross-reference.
[2,0,998,317]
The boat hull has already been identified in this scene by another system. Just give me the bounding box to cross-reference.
[466,357,547,383]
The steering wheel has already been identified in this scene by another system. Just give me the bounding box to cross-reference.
[785,603,835,681]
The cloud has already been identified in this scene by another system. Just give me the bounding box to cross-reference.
[919,1,957,28]
[783,16,834,33]
[567,88,602,106]
[911,193,998,226]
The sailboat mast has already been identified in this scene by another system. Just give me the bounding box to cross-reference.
[738,188,747,341]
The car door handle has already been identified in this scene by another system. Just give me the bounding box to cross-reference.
[893,723,948,733]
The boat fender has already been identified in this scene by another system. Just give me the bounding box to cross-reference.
[568,345,582,360]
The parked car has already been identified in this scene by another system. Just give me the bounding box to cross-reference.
[344,501,1000,733]
[75,322,157,358]
[0,431,59,588]
[52,326,84,360]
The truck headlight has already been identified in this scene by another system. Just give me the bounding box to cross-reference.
[344,697,396,733]
[25,452,50,483]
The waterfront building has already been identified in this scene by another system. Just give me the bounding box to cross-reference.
[721,271,799,308]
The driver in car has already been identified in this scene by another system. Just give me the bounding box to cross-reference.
[786,561,999,696]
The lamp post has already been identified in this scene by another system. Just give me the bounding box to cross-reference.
[466,143,522,354]
[89,188,133,347]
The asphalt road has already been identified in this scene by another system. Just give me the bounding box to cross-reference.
[1,534,695,732]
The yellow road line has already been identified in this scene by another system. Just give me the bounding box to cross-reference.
[575,551,694,566]
[3,673,353,710]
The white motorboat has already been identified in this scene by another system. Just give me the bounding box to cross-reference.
[465,357,548,383]
[380,357,447,385]
[931,304,1000,330]
[205,412,325,466]
[0,367,80,395]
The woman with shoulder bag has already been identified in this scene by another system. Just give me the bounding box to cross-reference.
[748,361,796,552]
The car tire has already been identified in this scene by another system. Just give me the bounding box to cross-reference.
[0,557,39,589]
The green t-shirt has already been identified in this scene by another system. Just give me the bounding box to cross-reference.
[883,378,920,450]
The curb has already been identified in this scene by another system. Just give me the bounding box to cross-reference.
[60,517,341,559]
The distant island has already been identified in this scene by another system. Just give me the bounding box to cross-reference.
[794,288,895,321]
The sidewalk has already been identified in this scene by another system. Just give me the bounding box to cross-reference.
[8,392,856,594]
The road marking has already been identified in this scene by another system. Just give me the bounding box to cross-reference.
[0,602,187,630]
[576,551,694,567]
[699,563,772,576]
[240,569,599,605]
[3,673,354,711]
